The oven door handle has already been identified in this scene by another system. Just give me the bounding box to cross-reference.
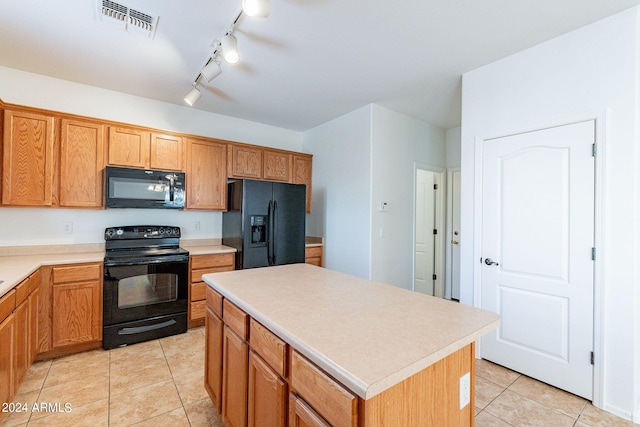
[117,319,177,335]
[104,254,190,267]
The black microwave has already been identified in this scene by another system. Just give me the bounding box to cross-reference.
[105,166,186,209]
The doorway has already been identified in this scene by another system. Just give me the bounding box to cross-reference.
[478,120,596,399]
[413,166,445,297]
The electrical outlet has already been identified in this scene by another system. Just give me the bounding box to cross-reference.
[459,372,471,409]
[62,222,73,234]
[194,221,201,231]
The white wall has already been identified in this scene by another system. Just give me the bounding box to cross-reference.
[0,67,304,246]
[303,106,372,279]
[445,127,461,169]
[370,105,445,289]
[461,7,640,421]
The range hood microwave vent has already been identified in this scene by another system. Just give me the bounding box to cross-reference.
[97,0,158,39]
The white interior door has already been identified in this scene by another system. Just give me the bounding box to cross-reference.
[415,169,436,295]
[480,120,595,399]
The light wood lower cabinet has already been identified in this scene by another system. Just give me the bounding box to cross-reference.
[0,271,41,421]
[39,263,102,357]
[248,351,287,427]
[304,246,322,267]
[289,393,331,427]
[205,288,477,427]
[0,311,15,414]
[222,325,249,427]
[189,253,235,327]
[205,306,224,411]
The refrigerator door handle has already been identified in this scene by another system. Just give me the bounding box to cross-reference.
[267,200,274,266]
[273,200,278,265]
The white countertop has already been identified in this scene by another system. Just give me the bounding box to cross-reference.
[0,250,105,298]
[0,240,237,299]
[203,263,499,400]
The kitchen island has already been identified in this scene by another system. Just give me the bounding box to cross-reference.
[203,263,499,427]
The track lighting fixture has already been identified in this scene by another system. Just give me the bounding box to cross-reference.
[184,3,271,106]
[201,59,222,82]
[221,33,240,64]
[242,0,271,18]
[183,85,202,106]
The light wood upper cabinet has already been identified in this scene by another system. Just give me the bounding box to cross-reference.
[186,138,227,210]
[59,119,105,208]
[107,127,185,171]
[228,144,263,179]
[107,126,150,168]
[150,133,184,171]
[263,150,292,182]
[293,154,313,213]
[2,109,55,206]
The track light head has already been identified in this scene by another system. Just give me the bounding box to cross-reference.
[221,34,240,64]
[242,0,271,17]
[201,60,222,82]
[184,85,202,106]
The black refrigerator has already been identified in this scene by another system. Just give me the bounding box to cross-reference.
[223,179,306,269]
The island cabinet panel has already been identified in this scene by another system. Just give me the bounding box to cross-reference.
[150,133,184,171]
[360,343,475,427]
[289,393,331,427]
[248,351,287,427]
[292,154,312,213]
[107,126,150,168]
[228,144,263,179]
[222,325,249,427]
[290,351,358,427]
[2,109,55,206]
[263,149,292,182]
[205,304,224,412]
[186,138,227,210]
[59,119,105,208]
[189,253,234,327]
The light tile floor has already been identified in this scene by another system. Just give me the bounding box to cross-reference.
[2,327,637,426]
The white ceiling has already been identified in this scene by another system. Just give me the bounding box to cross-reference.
[1,0,639,131]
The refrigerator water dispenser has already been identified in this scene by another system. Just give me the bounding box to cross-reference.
[250,215,267,246]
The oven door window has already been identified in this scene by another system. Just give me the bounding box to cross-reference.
[118,273,178,309]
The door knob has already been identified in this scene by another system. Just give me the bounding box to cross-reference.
[484,258,499,266]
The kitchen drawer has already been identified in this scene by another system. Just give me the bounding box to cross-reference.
[290,351,357,427]
[305,246,322,259]
[53,263,101,283]
[14,278,29,306]
[206,286,223,318]
[250,318,287,377]
[191,265,234,283]
[0,289,16,324]
[191,282,206,302]
[190,300,206,321]
[223,300,248,340]
[191,253,235,270]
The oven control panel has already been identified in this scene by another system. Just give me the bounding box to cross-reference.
[105,225,181,240]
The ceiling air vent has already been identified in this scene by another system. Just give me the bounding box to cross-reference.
[97,0,158,39]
